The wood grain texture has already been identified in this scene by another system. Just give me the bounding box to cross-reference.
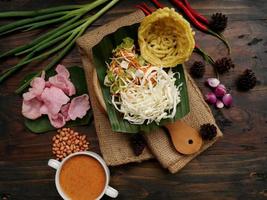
[0,0,266,199]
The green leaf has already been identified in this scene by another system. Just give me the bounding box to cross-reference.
[22,66,91,133]
[68,66,88,95]
[25,116,55,133]
[92,24,190,134]
[25,111,93,134]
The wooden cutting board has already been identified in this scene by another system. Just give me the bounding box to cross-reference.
[92,69,203,155]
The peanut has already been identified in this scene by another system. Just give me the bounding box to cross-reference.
[51,128,90,161]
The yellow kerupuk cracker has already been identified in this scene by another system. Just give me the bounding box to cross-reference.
[138,8,195,67]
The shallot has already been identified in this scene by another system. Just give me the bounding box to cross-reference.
[222,93,233,107]
[205,92,217,104]
[206,78,220,88]
[214,84,226,97]
[205,78,233,109]
[216,100,224,108]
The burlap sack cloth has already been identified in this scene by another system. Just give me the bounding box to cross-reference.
[77,10,223,173]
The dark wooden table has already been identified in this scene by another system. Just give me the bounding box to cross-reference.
[0,0,267,199]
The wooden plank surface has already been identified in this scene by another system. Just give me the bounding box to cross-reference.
[0,0,267,199]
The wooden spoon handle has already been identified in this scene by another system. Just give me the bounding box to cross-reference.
[165,120,203,155]
[93,68,107,114]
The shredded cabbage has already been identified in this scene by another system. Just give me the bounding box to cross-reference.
[111,67,182,125]
[105,37,182,125]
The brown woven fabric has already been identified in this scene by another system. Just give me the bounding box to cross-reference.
[77,10,223,173]
[144,74,223,173]
[77,11,154,166]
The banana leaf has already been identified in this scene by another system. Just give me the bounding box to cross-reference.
[92,23,190,133]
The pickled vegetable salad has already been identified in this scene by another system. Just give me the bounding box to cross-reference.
[104,37,182,125]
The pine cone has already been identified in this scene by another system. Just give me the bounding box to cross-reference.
[130,133,146,156]
[214,57,234,74]
[209,13,228,33]
[190,61,205,78]
[237,69,257,91]
[200,123,217,140]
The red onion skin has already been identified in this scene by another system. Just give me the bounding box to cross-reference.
[222,93,233,107]
[205,92,217,104]
[214,85,227,97]
[218,84,226,89]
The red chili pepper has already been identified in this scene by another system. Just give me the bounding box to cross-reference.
[136,5,151,16]
[180,0,209,25]
[170,0,208,32]
[140,3,154,13]
[150,0,164,8]
[149,0,206,36]
[170,0,230,54]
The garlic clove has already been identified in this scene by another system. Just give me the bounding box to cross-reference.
[222,93,233,107]
[216,100,224,108]
[205,92,217,104]
[206,78,220,88]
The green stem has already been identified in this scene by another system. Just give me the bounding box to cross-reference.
[0,15,81,58]
[81,0,120,28]
[15,32,81,94]
[13,30,79,69]
[32,30,74,53]
[0,5,83,18]
[194,47,214,63]
[17,0,118,67]
[25,0,110,31]
[17,29,74,56]
[0,53,35,83]
[208,29,231,55]
[0,0,110,58]
[25,15,74,31]
[15,0,120,94]
[0,29,79,83]
[15,16,86,56]
[194,46,219,79]
[0,11,67,36]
